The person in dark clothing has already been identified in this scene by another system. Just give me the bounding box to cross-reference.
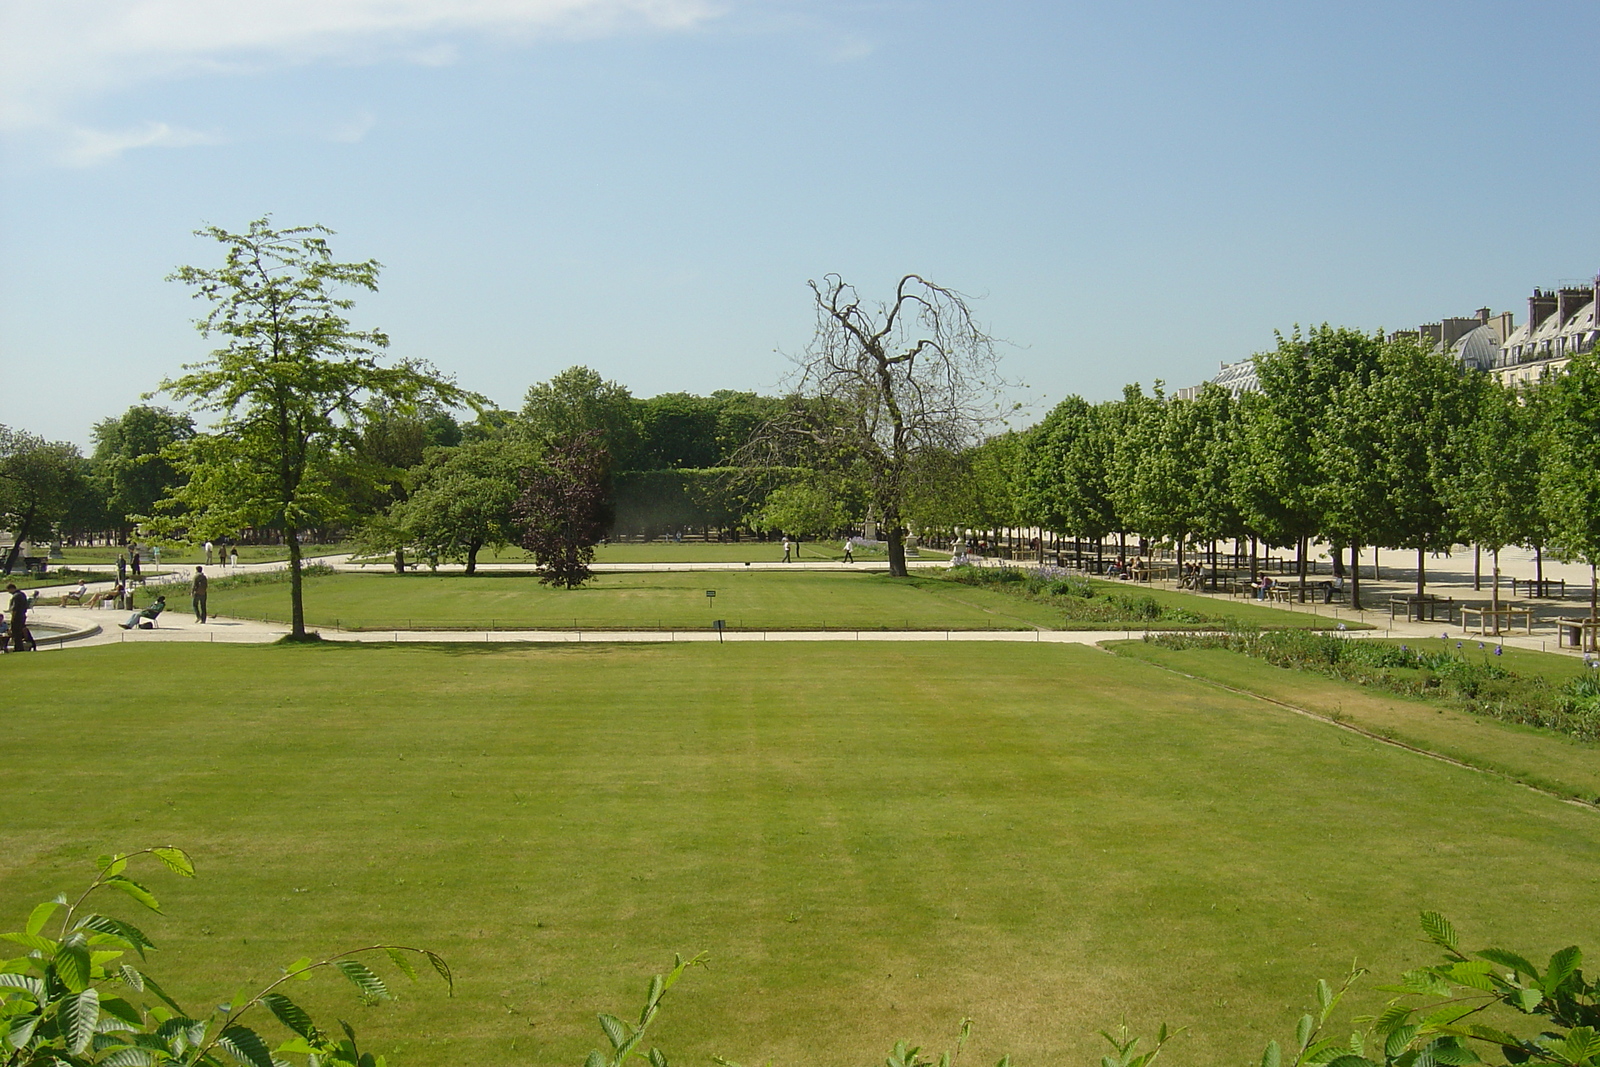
[130,547,142,579]
[192,566,208,623]
[6,583,36,652]
[117,554,127,584]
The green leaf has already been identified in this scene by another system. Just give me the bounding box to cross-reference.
[423,950,453,994]
[1563,1027,1600,1064]
[7,1012,39,1049]
[102,876,162,913]
[1,931,57,953]
[262,992,317,1040]
[1544,946,1583,993]
[138,971,188,1016]
[1384,1025,1419,1058]
[151,848,195,878]
[54,936,92,993]
[1316,979,1332,1013]
[334,960,390,1000]
[0,973,43,1000]
[1474,948,1540,979]
[98,996,145,1029]
[1322,1058,1377,1067]
[1466,1024,1521,1047]
[584,1051,607,1067]
[1514,987,1543,1013]
[1296,1014,1314,1050]
[1428,1039,1480,1066]
[99,855,129,879]
[1420,912,1458,950]
[383,947,417,982]
[24,902,60,938]
[75,915,156,958]
[284,956,315,981]
[648,1049,668,1067]
[59,986,100,1054]
[155,1015,208,1052]
[217,1024,275,1067]
[598,1013,630,1051]
[1260,1042,1282,1067]
[101,1049,158,1066]
[118,964,145,992]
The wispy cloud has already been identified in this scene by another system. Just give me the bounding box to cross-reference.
[62,120,218,166]
[0,0,724,148]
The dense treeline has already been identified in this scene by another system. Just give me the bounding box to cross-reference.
[984,325,1600,614]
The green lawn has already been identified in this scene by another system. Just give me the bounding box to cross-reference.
[4,643,1599,1066]
[148,570,1330,633]
[1111,637,1600,801]
[447,542,949,565]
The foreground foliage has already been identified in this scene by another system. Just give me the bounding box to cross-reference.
[946,564,1224,627]
[0,848,449,1067]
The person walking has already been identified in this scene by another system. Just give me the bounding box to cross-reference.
[6,582,35,652]
[229,546,239,569]
[191,565,209,623]
[843,539,854,564]
[130,546,142,579]
[117,553,127,585]
[782,537,792,563]
[204,540,214,565]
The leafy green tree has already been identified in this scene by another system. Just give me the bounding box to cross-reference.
[0,427,84,574]
[157,218,472,640]
[1017,396,1120,562]
[89,406,195,532]
[747,482,849,548]
[0,847,449,1067]
[636,393,720,469]
[347,403,465,572]
[521,366,640,469]
[1444,376,1543,619]
[388,439,532,574]
[1366,337,1475,597]
[1540,352,1600,627]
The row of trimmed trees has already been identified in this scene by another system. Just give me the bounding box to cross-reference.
[967,325,1600,616]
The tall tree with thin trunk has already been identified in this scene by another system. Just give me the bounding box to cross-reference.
[158,218,472,640]
[774,274,1008,578]
[1540,352,1600,638]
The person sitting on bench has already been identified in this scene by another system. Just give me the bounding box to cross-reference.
[119,595,166,630]
[58,579,89,607]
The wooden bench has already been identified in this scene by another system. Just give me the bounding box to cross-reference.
[1460,605,1534,635]
[1511,577,1566,599]
[1558,618,1600,651]
[1390,595,1454,623]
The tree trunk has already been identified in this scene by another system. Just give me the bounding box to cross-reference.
[393,547,406,574]
[1332,542,1345,579]
[1474,544,1481,591]
[1350,544,1362,612]
[1297,535,1308,602]
[1416,548,1426,598]
[1591,565,1597,652]
[1536,545,1545,587]
[287,527,307,639]
[466,542,480,576]
[1490,547,1500,633]
[2,505,38,574]
[887,526,908,577]
[1250,536,1258,581]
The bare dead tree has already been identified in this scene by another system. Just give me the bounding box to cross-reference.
[754,274,1008,577]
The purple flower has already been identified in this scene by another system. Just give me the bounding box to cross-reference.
[1456,641,1462,649]
[1494,646,1503,656]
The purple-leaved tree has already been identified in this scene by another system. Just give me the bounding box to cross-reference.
[515,432,612,589]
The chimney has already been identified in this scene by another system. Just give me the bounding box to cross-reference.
[1476,307,1491,323]
[1558,286,1592,326]
[1528,289,1558,332]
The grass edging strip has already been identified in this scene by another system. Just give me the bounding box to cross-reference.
[1103,640,1600,813]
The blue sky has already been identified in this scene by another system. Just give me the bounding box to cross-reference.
[3,0,1597,448]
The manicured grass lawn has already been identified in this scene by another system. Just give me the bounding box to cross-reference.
[152,570,1329,633]
[58,543,352,566]
[162,571,1062,631]
[4,643,1599,1066]
[455,542,949,564]
[1110,637,1600,802]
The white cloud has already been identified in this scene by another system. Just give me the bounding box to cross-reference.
[0,0,724,134]
[327,110,376,143]
[61,120,217,165]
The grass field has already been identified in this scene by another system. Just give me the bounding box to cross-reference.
[5,643,1600,1066]
[144,570,1329,632]
[429,542,950,565]
[1111,636,1600,801]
